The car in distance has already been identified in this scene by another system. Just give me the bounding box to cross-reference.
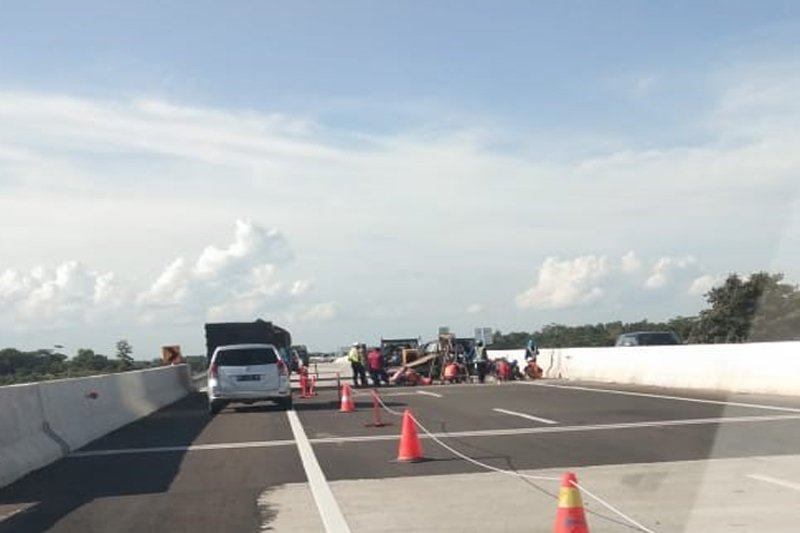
[615,331,681,347]
[207,343,292,415]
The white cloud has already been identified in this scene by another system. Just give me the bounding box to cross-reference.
[290,280,313,296]
[0,220,313,330]
[135,220,298,322]
[516,255,609,310]
[0,269,24,299]
[688,274,720,297]
[515,251,719,312]
[621,251,642,274]
[193,220,291,281]
[466,303,483,314]
[297,302,337,322]
[0,261,122,325]
[136,258,190,307]
[644,256,697,290]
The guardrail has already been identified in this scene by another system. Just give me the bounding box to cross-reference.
[0,364,194,488]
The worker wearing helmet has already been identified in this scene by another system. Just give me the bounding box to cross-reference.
[474,340,489,384]
[348,342,368,387]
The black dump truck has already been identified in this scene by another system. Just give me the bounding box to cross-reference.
[292,345,310,370]
[204,319,293,367]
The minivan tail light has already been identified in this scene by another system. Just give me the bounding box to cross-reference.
[209,362,219,379]
[277,359,288,376]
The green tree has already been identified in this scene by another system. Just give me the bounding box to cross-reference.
[489,330,531,349]
[689,272,800,343]
[666,316,698,343]
[115,339,134,369]
[0,348,69,384]
[72,348,114,371]
[748,276,800,341]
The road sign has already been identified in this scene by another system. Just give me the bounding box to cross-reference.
[161,345,183,364]
[474,327,494,345]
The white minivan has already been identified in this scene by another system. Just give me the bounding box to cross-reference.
[207,343,292,414]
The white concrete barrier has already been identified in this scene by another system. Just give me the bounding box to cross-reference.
[39,365,193,452]
[540,342,800,396]
[0,383,63,488]
[0,365,193,488]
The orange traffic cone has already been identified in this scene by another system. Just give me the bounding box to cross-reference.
[339,383,355,412]
[396,409,424,462]
[554,472,590,533]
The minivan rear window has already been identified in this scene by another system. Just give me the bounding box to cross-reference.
[216,348,278,366]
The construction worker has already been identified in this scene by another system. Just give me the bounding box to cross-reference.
[474,340,489,384]
[525,337,539,363]
[367,346,389,387]
[348,342,368,387]
[524,337,543,379]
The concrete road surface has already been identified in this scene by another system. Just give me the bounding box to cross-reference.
[2,379,800,532]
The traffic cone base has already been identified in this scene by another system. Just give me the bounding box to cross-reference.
[554,472,590,533]
[340,383,355,412]
[396,409,424,462]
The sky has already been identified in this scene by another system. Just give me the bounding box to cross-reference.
[1,2,799,358]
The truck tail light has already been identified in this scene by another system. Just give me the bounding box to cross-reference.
[209,362,218,379]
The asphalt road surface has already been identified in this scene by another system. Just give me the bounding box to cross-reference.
[3,374,800,532]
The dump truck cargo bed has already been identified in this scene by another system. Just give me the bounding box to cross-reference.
[204,319,292,361]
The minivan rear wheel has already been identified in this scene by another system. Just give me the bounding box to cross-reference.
[277,396,293,410]
[209,400,224,415]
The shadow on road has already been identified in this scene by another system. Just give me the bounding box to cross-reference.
[292,398,408,412]
[0,392,211,533]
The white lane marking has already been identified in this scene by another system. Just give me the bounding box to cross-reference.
[309,412,800,444]
[70,439,296,457]
[492,408,557,425]
[417,390,443,398]
[69,413,800,458]
[286,409,352,533]
[747,474,800,492]
[524,382,800,413]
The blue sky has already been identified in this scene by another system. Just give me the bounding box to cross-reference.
[1,2,799,356]
[4,2,795,133]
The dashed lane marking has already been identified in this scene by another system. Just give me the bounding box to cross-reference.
[492,408,557,424]
[417,390,443,398]
[287,409,352,533]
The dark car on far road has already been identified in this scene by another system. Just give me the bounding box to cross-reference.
[615,331,681,347]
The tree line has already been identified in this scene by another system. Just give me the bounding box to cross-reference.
[0,339,149,386]
[492,272,800,349]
